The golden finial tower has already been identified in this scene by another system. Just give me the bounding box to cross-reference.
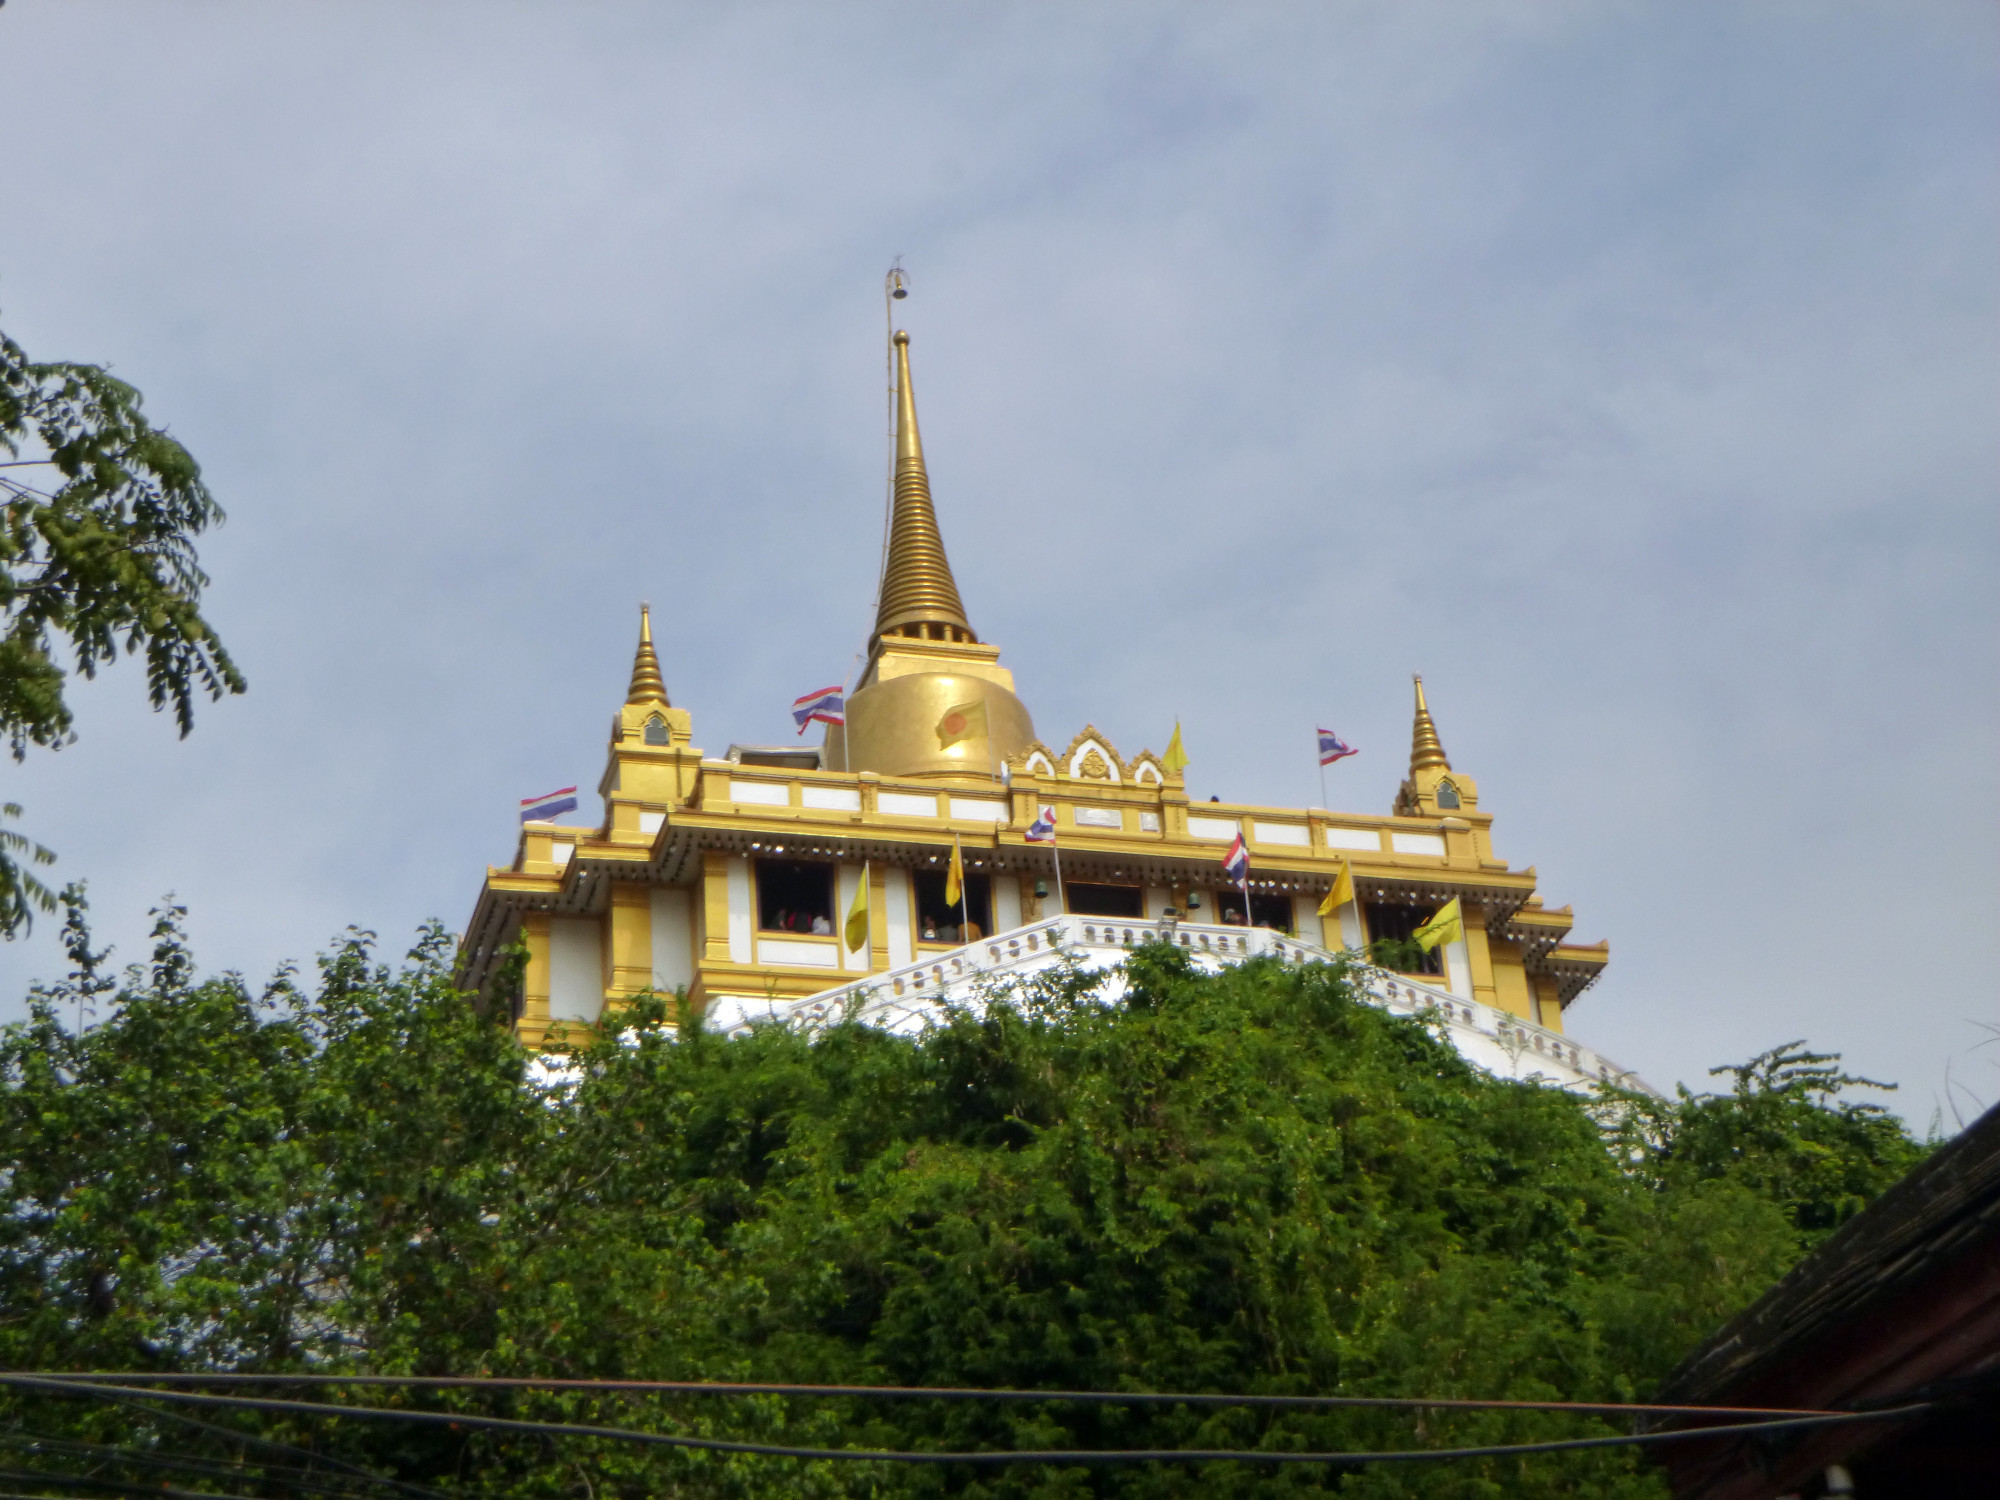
[824,325,1035,779]
[1396,674,1475,816]
[1410,674,1449,772]
[626,604,669,706]
[874,331,973,645]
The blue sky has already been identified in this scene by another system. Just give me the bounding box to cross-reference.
[1,2,1994,1125]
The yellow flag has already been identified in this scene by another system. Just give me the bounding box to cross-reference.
[843,865,871,953]
[1161,720,1189,777]
[945,834,964,908]
[1413,896,1463,952]
[935,700,987,750]
[1317,859,1354,917]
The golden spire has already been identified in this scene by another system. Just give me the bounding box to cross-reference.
[873,330,973,643]
[1410,674,1450,773]
[626,604,669,706]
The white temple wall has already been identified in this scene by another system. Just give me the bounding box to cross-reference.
[649,888,693,995]
[547,918,603,1024]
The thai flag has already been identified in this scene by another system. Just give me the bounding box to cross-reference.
[1025,806,1057,842]
[1221,831,1249,884]
[791,685,845,735]
[520,786,578,824]
[1318,727,1357,766]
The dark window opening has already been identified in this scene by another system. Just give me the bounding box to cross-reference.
[643,715,670,746]
[1067,882,1144,918]
[1435,779,1460,809]
[1215,890,1294,933]
[1363,901,1445,976]
[756,859,835,935]
[913,868,991,942]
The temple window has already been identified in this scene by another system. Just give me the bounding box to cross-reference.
[1362,901,1445,977]
[755,858,835,934]
[1066,882,1144,918]
[913,869,992,943]
[643,715,670,746]
[1435,779,1460,809]
[1214,890,1294,933]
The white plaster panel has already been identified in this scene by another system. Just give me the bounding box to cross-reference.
[547,918,602,1024]
[879,792,939,818]
[1391,832,1448,857]
[1442,935,1473,1001]
[725,857,753,964]
[837,865,867,970]
[649,888,693,995]
[1292,895,1319,937]
[1074,807,1121,829]
[758,937,838,969]
[884,867,914,967]
[1338,904,1364,949]
[993,875,1022,933]
[948,797,1006,822]
[1145,887,1171,919]
[639,811,666,835]
[1187,816,1238,841]
[1323,827,1381,852]
[1253,821,1309,847]
[727,780,790,806]
[551,842,575,866]
[1139,811,1161,832]
[803,785,862,812]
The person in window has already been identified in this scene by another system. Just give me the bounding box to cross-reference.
[1222,908,1244,925]
[964,920,982,940]
[772,908,790,933]
[810,913,831,935]
[922,918,938,941]
[941,923,960,943]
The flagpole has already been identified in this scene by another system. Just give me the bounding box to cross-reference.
[1051,835,1066,916]
[955,832,970,940]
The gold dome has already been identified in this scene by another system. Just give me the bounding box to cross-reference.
[831,665,1034,779]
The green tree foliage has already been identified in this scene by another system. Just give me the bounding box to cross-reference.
[0,912,1926,1498]
[0,322,245,932]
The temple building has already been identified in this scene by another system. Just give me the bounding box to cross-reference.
[458,329,1629,1090]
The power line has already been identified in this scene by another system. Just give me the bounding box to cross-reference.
[0,1375,1931,1470]
[7,1386,439,1500]
[13,1372,1844,1419]
[0,1431,407,1500]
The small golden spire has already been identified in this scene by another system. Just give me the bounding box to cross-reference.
[873,330,973,644]
[1410,674,1450,773]
[626,603,669,706]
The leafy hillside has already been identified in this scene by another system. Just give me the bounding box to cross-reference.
[0,894,1926,1497]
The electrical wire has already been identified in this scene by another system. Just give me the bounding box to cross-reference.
[4,1388,439,1500]
[0,1466,241,1499]
[13,1372,1843,1420]
[0,1430,408,1500]
[0,1375,1932,1469]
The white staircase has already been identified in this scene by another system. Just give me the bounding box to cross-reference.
[703,916,1651,1095]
